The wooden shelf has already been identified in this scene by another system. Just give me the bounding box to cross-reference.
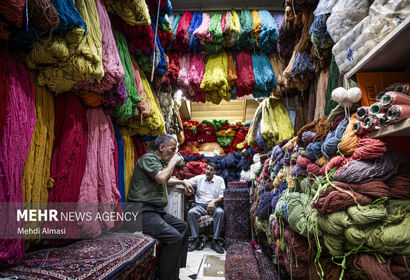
[346,17,410,79]
[367,119,410,138]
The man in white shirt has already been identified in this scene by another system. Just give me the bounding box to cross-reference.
[185,162,225,254]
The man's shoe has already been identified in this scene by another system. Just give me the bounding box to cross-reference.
[211,239,224,254]
[188,238,200,252]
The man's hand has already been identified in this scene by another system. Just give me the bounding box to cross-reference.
[170,153,184,165]
[207,201,215,213]
[183,181,194,195]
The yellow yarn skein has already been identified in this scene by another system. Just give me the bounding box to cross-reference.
[104,0,151,26]
[27,0,104,94]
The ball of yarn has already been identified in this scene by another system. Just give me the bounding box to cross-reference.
[346,87,362,103]
[331,87,347,104]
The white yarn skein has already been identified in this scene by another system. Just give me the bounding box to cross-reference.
[332,87,362,108]
[346,87,362,104]
[332,87,348,103]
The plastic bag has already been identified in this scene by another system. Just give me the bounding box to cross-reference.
[326,0,372,43]
[333,0,410,73]
[314,0,339,16]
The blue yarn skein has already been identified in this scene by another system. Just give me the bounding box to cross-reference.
[252,52,277,98]
[151,24,167,76]
[306,141,324,160]
[52,0,87,36]
[189,12,203,53]
[113,123,126,207]
[322,118,348,159]
[258,10,279,54]
[290,51,316,78]
[255,120,268,150]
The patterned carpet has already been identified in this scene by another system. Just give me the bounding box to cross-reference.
[0,232,157,280]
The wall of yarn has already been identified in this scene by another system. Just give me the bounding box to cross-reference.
[0,0,180,267]
[248,102,410,279]
[181,119,249,155]
[165,10,284,104]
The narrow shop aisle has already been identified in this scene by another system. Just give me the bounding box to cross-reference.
[180,244,226,280]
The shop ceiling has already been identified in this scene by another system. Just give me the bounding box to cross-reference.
[171,0,285,12]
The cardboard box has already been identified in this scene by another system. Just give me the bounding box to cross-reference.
[356,72,410,106]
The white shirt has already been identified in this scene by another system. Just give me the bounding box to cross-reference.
[187,174,226,205]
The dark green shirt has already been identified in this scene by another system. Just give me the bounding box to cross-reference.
[127,152,168,208]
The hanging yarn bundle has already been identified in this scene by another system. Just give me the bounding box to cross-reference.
[269,54,285,97]
[0,49,8,138]
[227,53,237,91]
[174,11,193,52]
[0,0,26,35]
[77,108,121,238]
[252,53,277,98]
[110,14,154,52]
[112,29,140,120]
[0,53,36,267]
[22,79,55,246]
[8,0,60,49]
[223,10,240,48]
[283,10,314,91]
[310,14,333,52]
[290,51,316,79]
[177,53,191,90]
[204,12,224,54]
[188,52,206,103]
[74,0,124,94]
[49,0,87,36]
[167,52,180,84]
[27,0,104,94]
[260,99,279,149]
[258,10,279,54]
[309,14,333,71]
[47,93,87,240]
[170,13,181,42]
[131,58,151,117]
[200,52,230,104]
[237,10,256,50]
[104,0,151,26]
[277,9,301,62]
[193,13,213,45]
[121,128,134,199]
[236,51,255,97]
[157,16,173,49]
[251,11,262,44]
[247,105,263,147]
[150,27,167,76]
[188,12,203,53]
[122,70,165,136]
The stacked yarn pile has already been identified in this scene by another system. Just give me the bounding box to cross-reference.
[181,119,249,155]
[0,0,184,267]
[167,10,284,103]
[172,150,252,184]
[248,102,410,279]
